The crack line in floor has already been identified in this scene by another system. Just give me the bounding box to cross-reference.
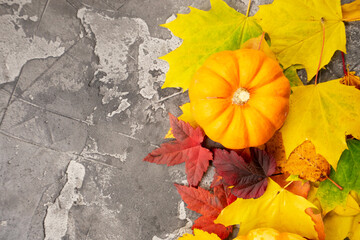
[0,130,122,170]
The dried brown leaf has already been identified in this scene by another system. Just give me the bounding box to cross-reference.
[340,71,360,90]
[283,140,330,182]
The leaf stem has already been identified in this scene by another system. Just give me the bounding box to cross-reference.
[270,172,283,177]
[246,0,252,17]
[341,52,347,76]
[258,32,265,50]
[326,176,343,190]
[283,181,293,190]
[314,18,325,85]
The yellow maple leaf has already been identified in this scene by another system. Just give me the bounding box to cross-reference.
[214,179,318,239]
[323,193,360,240]
[342,0,360,22]
[333,193,360,217]
[234,228,306,240]
[280,80,360,168]
[255,0,346,80]
[165,103,198,138]
[178,229,221,240]
[160,0,262,90]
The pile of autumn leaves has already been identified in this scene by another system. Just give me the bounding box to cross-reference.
[144,0,360,239]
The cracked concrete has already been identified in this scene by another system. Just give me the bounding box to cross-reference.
[0,0,359,239]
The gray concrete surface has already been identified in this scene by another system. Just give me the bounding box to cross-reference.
[0,0,359,239]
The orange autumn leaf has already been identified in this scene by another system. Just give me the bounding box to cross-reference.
[283,140,330,182]
[271,173,311,199]
[342,0,360,22]
[306,208,326,240]
[340,71,360,89]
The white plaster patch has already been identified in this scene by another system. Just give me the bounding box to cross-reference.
[43,161,85,240]
[130,122,144,136]
[99,86,129,105]
[152,219,193,240]
[0,15,65,84]
[29,15,38,21]
[77,9,181,117]
[178,201,187,220]
[84,107,96,126]
[107,98,131,117]
[83,136,128,163]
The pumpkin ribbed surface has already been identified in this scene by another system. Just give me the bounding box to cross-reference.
[189,49,290,149]
[234,228,306,240]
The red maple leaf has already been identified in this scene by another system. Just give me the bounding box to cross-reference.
[211,173,237,206]
[144,114,212,186]
[213,148,276,199]
[193,216,232,239]
[175,184,232,239]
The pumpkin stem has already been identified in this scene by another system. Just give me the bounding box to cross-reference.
[232,88,250,105]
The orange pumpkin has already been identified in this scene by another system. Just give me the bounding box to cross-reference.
[189,49,290,149]
[234,228,306,240]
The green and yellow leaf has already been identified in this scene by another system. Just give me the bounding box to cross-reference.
[160,0,262,90]
[317,139,360,212]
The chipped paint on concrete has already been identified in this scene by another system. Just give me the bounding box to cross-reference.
[0,0,32,13]
[43,161,85,240]
[0,13,65,84]
[152,219,193,240]
[77,8,141,84]
[77,8,181,117]
[84,107,96,126]
[99,86,129,105]
[152,194,191,239]
[178,201,186,220]
[83,136,128,162]
[72,162,126,240]
[130,122,144,136]
[137,15,181,99]
[199,165,216,189]
[107,98,131,117]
